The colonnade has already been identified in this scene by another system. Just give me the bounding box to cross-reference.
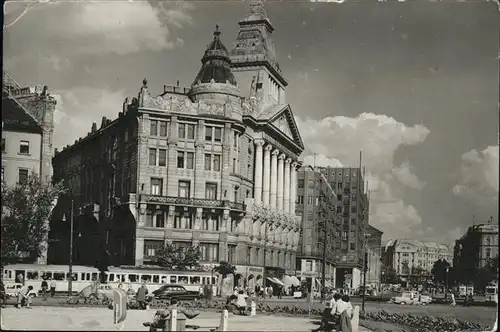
[253,139,298,215]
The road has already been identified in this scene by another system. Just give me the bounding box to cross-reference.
[5,294,496,328]
[0,306,372,331]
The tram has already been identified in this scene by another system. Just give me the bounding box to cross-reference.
[2,263,218,295]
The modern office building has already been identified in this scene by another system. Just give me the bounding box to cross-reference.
[365,224,383,289]
[2,72,57,264]
[295,166,340,290]
[453,220,498,278]
[316,167,369,289]
[48,1,304,289]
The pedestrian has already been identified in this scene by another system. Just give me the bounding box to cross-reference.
[136,283,149,310]
[268,285,273,299]
[450,293,456,307]
[0,280,6,308]
[50,278,56,297]
[41,279,48,301]
[314,293,341,331]
[143,297,200,331]
[16,285,34,309]
[337,294,353,332]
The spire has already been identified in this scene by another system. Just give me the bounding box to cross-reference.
[191,25,238,87]
[230,0,287,86]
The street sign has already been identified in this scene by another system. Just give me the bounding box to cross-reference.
[296,271,318,278]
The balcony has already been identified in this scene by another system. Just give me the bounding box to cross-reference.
[142,195,246,212]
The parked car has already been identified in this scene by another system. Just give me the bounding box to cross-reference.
[4,283,38,298]
[148,284,200,301]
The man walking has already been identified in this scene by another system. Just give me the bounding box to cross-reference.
[136,283,148,310]
[41,279,48,301]
[50,278,56,297]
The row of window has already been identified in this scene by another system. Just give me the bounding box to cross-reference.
[149,120,223,143]
[1,138,31,155]
[144,241,220,262]
[145,211,237,231]
[148,149,224,172]
[1,167,29,184]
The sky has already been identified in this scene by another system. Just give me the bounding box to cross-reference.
[3,0,499,245]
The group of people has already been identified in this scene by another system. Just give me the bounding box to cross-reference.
[142,297,200,331]
[40,278,57,300]
[315,294,355,332]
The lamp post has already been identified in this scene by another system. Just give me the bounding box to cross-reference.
[444,266,450,301]
[362,251,368,312]
[62,199,74,298]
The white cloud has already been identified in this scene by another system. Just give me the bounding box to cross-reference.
[452,145,499,205]
[52,88,126,150]
[3,1,194,70]
[392,161,426,190]
[295,112,430,239]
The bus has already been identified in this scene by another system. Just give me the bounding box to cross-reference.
[485,284,498,302]
[2,264,218,296]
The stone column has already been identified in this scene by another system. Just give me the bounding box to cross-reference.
[290,161,298,216]
[262,144,272,206]
[254,140,264,204]
[277,154,285,211]
[167,116,179,196]
[135,237,144,266]
[270,149,278,209]
[194,120,205,198]
[222,123,232,200]
[283,158,291,214]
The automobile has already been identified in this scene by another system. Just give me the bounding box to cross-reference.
[415,292,432,304]
[4,283,38,298]
[391,292,419,305]
[148,284,200,301]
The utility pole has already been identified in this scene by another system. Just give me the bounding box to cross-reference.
[62,199,75,298]
[263,221,268,284]
[362,251,368,312]
[320,195,327,303]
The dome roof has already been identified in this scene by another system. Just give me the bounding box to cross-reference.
[192,26,237,87]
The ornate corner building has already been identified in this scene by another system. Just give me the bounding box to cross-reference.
[2,71,57,264]
[48,1,304,286]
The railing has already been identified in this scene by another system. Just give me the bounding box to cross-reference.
[143,195,246,211]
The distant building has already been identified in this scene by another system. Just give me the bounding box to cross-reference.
[453,221,499,279]
[2,72,57,264]
[1,72,56,186]
[295,166,340,290]
[48,1,305,289]
[365,225,383,288]
[317,167,369,290]
[383,239,453,277]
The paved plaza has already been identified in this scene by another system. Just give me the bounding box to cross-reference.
[0,306,372,331]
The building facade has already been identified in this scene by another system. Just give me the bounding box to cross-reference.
[383,239,453,277]
[295,166,339,290]
[316,167,369,289]
[364,224,383,289]
[2,72,57,264]
[48,2,304,289]
[453,222,499,277]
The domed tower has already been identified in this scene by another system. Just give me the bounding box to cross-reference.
[189,25,242,106]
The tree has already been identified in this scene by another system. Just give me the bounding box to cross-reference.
[1,173,65,267]
[475,267,495,292]
[214,261,236,278]
[486,255,499,280]
[382,266,399,284]
[153,244,202,270]
[431,259,451,285]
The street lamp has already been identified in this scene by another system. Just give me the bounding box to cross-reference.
[444,266,450,301]
[62,199,80,298]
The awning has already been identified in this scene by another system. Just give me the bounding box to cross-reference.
[291,276,300,286]
[325,280,333,288]
[282,275,294,287]
[266,277,285,287]
[272,277,285,287]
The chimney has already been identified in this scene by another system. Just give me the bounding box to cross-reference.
[101,117,107,128]
[91,122,97,132]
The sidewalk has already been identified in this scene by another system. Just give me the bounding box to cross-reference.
[1,306,372,331]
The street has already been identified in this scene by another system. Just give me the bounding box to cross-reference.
[0,306,373,331]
